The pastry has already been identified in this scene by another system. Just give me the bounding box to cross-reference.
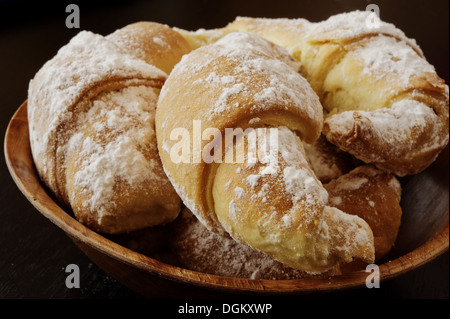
[174,26,229,51]
[301,137,403,269]
[156,32,375,274]
[27,22,190,234]
[26,12,439,277]
[106,21,192,74]
[168,207,339,280]
[180,11,449,176]
[303,134,356,184]
[169,164,402,278]
[324,165,402,263]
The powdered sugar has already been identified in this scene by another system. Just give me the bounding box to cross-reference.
[322,206,374,263]
[329,196,342,206]
[332,176,368,192]
[169,209,327,279]
[308,10,421,53]
[246,174,261,187]
[388,176,401,192]
[152,36,166,46]
[234,186,245,199]
[214,31,301,71]
[279,130,329,210]
[228,200,239,220]
[168,32,321,123]
[229,127,328,230]
[28,31,166,181]
[303,142,343,183]
[210,83,246,117]
[282,166,325,205]
[325,99,443,163]
[68,86,163,219]
[357,36,435,86]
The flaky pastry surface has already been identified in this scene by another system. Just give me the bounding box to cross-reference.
[180,11,449,176]
[27,23,190,233]
[156,32,375,273]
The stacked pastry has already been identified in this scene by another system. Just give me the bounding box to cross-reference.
[168,138,402,278]
[27,10,448,278]
[180,11,449,176]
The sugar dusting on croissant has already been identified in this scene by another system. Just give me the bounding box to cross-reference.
[182,11,449,176]
[156,32,375,273]
[27,23,190,234]
[27,10,448,276]
[169,207,340,280]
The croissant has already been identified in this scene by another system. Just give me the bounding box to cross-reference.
[27,22,190,234]
[324,165,402,263]
[302,135,403,263]
[169,207,339,280]
[169,163,402,277]
[180,11,449,176]
[156,32,374,274]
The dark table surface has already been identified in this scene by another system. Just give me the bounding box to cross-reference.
[0,0,448,301]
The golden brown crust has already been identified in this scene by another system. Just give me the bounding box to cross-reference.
[156,32,324,234]
[28,23,185,234]
[106,21,191,74]
[303,134,356,183]
[64,86,181,234]
[156,32,375,274]
[27,39,167,205]
[168,208,339,280]
[324,165,402,264]
[321,67,449,176]
[221,12,449,176]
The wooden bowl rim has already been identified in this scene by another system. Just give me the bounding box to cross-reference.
[4,101,449,294]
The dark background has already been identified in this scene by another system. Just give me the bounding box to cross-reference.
[0,0,448,300]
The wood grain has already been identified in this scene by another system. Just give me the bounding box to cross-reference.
[4,101,449,295]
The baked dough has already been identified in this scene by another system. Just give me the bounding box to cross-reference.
[179,11,449,176]
[156,32,374,273]
[106,22,192,75]
[325,165,402,266]
[168,207,339,279]
[303,134,356,183]
[169,163,402,277]
[27,22,190,233]
[27,13,427,276]
[304,141,403,266]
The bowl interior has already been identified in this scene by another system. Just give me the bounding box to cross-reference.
[4,101,449,294]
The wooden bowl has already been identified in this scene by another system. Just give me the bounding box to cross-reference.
[5,101,449,297]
